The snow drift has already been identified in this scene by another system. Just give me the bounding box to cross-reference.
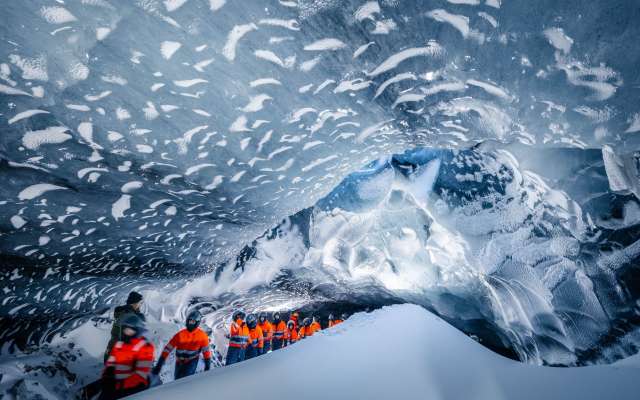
[134,305,640,400]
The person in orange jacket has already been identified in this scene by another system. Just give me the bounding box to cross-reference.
[311,316,321,333]
[152,310,212,380]
[328,313,343,328]
[101,314,154,399]
[245,314,263,360]
[284,320,299,346]
[271,312,287,351]
[225,310,249,365]
[290,311,300,330]
[299,317,317,339]
[257,312,273,354]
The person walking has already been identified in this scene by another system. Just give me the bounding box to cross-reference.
[101,314,154,399]
[298,317,316,339]
[225,310,249,365]
[245,314,263,360]
[310,316,321,333]
[152,310,212,380]
[104,291,145,363]
[284,320,299,346]
[257,312,273,354]
[271,312,287,351]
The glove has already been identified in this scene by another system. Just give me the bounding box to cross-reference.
[204,358,211,371]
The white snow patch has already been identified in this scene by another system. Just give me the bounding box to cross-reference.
[8,109,50,125]
[121,181,143,193]
[304,38,347,51]
[544,27,574,54]
[161,41,182,60]
[254,50,296,68]
[135,305,640,400]
[40,6,77,24]
[96,27,111,40]
[242,94,272,112]
[209,0,226,11]
[10,215,27,229]
[353,42,375,59]
[173,78,208,88]
[22,127,72,150]
[250,78,282,87]
[164,0,189,12]
[223,24,258,61]
[18,184,68,200]
[367,42,442,77]
[9,54,48,81]
[427,9,484,42]
[112,194,131,220]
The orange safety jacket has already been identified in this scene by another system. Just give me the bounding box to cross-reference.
[284,327,299,344]
[160,327,211,365]
[311,321,321,333]
[105,337,155,390]
[299,325,316,339]
[328,319,343,328]
[272,321,287,341]
[248,326,264,349]
[229,320,250,348]
[258,321,273,342]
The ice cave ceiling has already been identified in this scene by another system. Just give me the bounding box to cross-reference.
[1,0,640,362]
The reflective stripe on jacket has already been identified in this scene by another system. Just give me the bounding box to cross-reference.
[258,321,273,341]
[229,320,250,348]
[160,327,211,364]
[105,337,155,390]
[272,321,287,340]
[248,326,264,349]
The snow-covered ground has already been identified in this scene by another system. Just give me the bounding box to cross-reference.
[134,304,639,400]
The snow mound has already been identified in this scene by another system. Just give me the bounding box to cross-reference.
[134,305,639,400]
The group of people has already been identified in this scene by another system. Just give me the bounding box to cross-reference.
[225,309,347,365]
[88,291,348,399]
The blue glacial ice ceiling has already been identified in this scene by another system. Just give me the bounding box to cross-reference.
[1,0,640,365]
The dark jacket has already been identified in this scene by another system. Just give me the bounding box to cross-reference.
[103,305,145,363]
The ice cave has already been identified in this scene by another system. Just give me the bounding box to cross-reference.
[1,0,640,399]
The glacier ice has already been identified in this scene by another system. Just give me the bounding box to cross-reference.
[0,0,640,373]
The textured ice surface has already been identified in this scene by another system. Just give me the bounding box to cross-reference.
[218,146,639,365]
[1,0,640,367]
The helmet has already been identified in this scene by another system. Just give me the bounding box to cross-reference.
[120,314,145,339]
[186,310,202,331]
[341,313,348,320]
[328,313,335,321]
[273,312,281,322]
[232,310,246,321]
[302,317,312,327]
[246,314,257,329]
[258,312,268,323]
[287,320,295,328]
